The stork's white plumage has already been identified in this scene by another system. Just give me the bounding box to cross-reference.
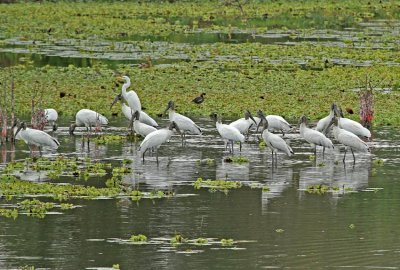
[316,103,336,134]
[15,122,59,152]
[259,117,293,163]
[132,111,157,137]
[44,108,58,131]
[139,121,180,163]
[164,101,201,144]
[211,113,245,153]
[255,110,292,135]
[119,75,141,112]
[299,115,334,155]
[332,118,369,163]
[229,110,256,135]
[338,117,371,138]
[69,109,108,135]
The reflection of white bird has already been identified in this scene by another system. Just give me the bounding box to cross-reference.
[260,118,293,162]
[132,111,157,137]
[332,118,369,163]
[255,110,292,135]
[336,107,371,139]
[164,101,201,144]
[139,121,180,163]
[69,109,108,135]
[299,115,334,155]
[211,113,245,153]
[15,122,59,153]
[229,110,257,135]
[316,103,336,135]
[118,75,141,112]
[111,94,158,127]
[44,108,58,131]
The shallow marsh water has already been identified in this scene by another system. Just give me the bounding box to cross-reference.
[0,118,399,269]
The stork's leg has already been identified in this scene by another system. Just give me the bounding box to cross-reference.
[156,149,159,165]
[343,148,347,163]
[314,146,317,156]
[351,148,356,164]
[142,149,148,163]
[275,151,278,163]
[39,146,42,156]
[239,142,242,152]
[231,140,234,153]
[53,123,57,132]
[323,146,325,159]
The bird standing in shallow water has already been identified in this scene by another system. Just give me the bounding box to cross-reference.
[229,110,257,138]
[335,107,371,139]
[139,121,180,164]
[132,111,157,137]
[211,113,245,153]
[299,115,334,156]
[331,117,369,164]
[15,122,59,155]
[44,109,58,131]
[69,109,108,135]
[164,101,202,145]
[255,110,292,136]
[192,93,206,104]
[258,115,293,164]
[316,103,336,135]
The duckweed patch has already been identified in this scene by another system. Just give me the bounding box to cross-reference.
[194,178,242,193]
[224,156,249,163]
[129,234,148,243]
[93,135,127,144]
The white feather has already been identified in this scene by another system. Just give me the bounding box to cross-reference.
[216,121,245,143]
[169,110,201,135]
[229,118,253,134]
[333,126,369,152]
[75,109,108,128]
[262,129,293,156]
[18,128,59,149]
[338,117,371,138]
[121,104,158,127]
[300,122,334,149]
[121,76,141,112]
[139,128,173,154]
[134,120,157,137]
[252,115,291,132]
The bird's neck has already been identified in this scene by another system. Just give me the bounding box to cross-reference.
[299,123,306,135]
[121,80,130,97]
[168,110,175,120]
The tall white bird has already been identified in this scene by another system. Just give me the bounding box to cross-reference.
[44,108,58,131]
[332,118,369,163]
[164,101,202,144]
[255,110,292,135]
[316,103,336,135]
[299,115,334,155]
[139,121,180,163]
[259,115,293,163]
[229,110,257,136]
[132,111,157,137]
[211,113,245,153]
[118,75,141,112]
[69,109,108,135]
[15,122,60,153]
[335,107,371,139]
[111,94,158,127]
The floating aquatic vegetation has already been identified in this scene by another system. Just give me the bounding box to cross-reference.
[373,159,384,166]
[306,184,331,195]
[275,228,285,233]
[170,234,186,246]
[92,135,126,144]
[129,234,148,244]
[194,177,242,193]
[193,238,208,245]
[224,156,249,163]
[196,159,215,166]
[221,238,234,246]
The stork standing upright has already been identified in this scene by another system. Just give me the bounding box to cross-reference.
[316,103,336,135]
[255,110,292,136]
[335,107,371,139]
[229,110,257,138]
[299,115,334,156]
[164,101,202,145]
[211,113,245,153]
[118,75,141,113]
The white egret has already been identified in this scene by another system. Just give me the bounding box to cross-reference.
[259,116,293,163]
[299,115,334,155]
[211,113,245,153]
[332,118,369,163]
[164,101,202,144]
[118,75,141,112]
[44,108,58,131]
[255,110,292,135]
[316,103,336,135]
[15,122,60,153]
[335,107,371,139]
[111,94,158,127]
[69,109,108,135]
[229,110,257,136]
[139,121,180,163]
[132,111,157,137]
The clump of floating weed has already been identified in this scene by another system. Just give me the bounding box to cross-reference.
[112,264,120,270]
[93,135,126,144]
[19,199,55,218]
[0,208,18,219]
[170,234,186,246]
[194,178,242,193]
[259,141,267,150]
[221,238,234,246]
[196,159,215,166]
[130,190,143,201]
[250,183,270,192]
[129,234,148,243]
[194,238,208,245]
[373,159,384,166]
[3,161,25,174]
[224,156,249,163]
[306,184,330,195]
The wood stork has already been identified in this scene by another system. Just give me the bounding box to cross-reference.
[139,121,180,163]
[111,94,158,127]
[164,101,202,144]
[69,109,108,135]
[44,108,58,131]
[299,115,334,156]
[335,107,371,139]
[132,111,157,137]
[255,110,292,135]
[192,93,206,104]
[316,103,336,135]
[332,118,369,163]
[15,122,60,154]
[211,113,245,153]
[118,75,141,112]
[259,116,293,163]
[229,110,257,137]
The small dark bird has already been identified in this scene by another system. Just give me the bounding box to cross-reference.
[345,107,354,114]
[192,93,206,104]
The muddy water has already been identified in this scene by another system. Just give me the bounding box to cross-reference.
[0,117,398,269]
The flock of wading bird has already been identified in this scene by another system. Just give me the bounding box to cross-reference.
[12,76,371,164]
